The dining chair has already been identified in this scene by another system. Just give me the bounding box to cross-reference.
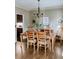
[27,31,36,51]
[51,33,56,52]
[37,32,51,53]
[20,32,27,47]
[44,28,53,36]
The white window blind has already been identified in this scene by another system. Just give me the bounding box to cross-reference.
[43,17,49,25]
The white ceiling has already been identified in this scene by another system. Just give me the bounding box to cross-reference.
[15,0,63,11]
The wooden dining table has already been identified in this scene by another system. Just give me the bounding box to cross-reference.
[20,30,56,51]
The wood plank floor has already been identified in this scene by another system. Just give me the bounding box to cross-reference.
[15,42,63,59]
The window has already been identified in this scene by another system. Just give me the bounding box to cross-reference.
[43,17,49,25]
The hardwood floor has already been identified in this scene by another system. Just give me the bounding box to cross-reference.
[15,42,63,59]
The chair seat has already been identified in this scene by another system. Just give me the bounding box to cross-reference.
[23,36,27,39]
[38,40,49,45]
[28,39,36,43]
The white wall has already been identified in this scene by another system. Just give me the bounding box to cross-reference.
[15,7,30,32]
[45,8,63,32]
[29,8,63,32]
[15,7,63,33]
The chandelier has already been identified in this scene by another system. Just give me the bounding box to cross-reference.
[33,0,43,18]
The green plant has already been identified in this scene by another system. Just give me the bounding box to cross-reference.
[32,23,43,29]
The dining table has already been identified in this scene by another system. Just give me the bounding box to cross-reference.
[20,29,56,51]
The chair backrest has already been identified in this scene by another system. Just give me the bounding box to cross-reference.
[37,32,46,41]
[44,29,49,34]
[27,31,34,40]
[44,29,52,36]
[40,29,51,35]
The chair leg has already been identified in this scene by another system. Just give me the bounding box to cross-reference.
[27,41,29,49]
[34,43,35,53]
[49,43,51,51]
[52,42,55,52]
[47,42,51,51]
[45,44,46,53]
[20,36,22,48]
[37,43,39,52]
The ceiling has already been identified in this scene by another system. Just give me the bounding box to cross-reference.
[15,0,63,11]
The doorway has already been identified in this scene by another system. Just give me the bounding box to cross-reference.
[16,14,23,41]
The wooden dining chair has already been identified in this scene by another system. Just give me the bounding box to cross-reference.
[37,32,51,53]
[51,33,56,52]
[20,32,27,47]
[27,31,36,51]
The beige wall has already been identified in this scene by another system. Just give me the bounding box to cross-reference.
[15,7,30,32]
